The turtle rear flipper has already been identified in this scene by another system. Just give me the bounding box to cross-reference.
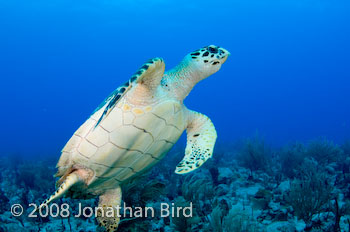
[96,186,122,232]
[38,172,81,209]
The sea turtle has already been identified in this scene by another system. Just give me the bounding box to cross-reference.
[40,45,230,231]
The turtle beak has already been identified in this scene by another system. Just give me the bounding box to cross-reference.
[218,47,230,64]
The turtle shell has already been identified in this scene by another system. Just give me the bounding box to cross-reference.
[56,96,187,196]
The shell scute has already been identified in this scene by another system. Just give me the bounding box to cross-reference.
[78,140,98,158]
[122,111,135,125]
[75,118,95,138]
[109,125,153,152]
[112,151,143,168]
[132,112,165,139]
[90,142,125,167]
[90,107,104,121]
[132,108,144,116]
[131,154,157,172]
[99,107,123,132]
[112,168,136,182]
[62,134,81,153]
[86,126,109,147]
[92,165,124,178]
[56,151,72,176]
[130,140,174,172]
[146,140,174,160]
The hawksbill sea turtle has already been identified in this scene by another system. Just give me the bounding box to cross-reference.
[40,45,230,231]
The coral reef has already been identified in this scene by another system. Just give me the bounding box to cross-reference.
[0,136,350,231]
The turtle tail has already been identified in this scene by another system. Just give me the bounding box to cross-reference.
[38,172,81,210]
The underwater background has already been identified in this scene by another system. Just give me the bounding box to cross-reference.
[1,0,350,231]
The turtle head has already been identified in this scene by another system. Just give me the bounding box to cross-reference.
[186,45,230,79]
[163,45,230,101]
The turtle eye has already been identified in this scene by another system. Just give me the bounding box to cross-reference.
[208,46,218,53]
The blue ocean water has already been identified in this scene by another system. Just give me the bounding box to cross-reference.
[1,0,350,156]
[1,1,350,231]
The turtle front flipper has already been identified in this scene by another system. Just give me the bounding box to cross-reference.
[136,57,165,90]
[94,57,164,127]
[97,186,122,232]
[131,57,165,102]
[175,111,217,174]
